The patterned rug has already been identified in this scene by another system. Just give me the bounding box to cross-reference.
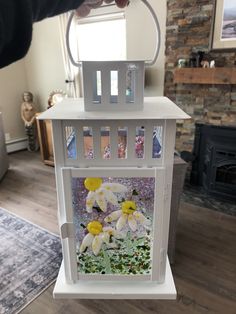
[0,208,62,314]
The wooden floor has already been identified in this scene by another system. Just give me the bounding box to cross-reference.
[0,150,235,314]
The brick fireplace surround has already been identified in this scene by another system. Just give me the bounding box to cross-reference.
[164,0,236,153]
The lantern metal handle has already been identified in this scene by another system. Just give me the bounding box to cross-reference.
[66,0,161,67]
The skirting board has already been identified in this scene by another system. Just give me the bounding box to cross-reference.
[53,259,176,299]
[6,137,27,153]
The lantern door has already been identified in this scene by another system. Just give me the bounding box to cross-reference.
[53,166,176,298]
[60,167,167,280]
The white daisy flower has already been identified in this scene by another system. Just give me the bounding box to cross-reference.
[80,221,118,256]
[84,177,127,213]
[104,201,151,232]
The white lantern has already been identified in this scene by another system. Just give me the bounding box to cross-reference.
[38,0,190,300]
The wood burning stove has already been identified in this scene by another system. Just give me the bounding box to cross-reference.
[191,123,236,201]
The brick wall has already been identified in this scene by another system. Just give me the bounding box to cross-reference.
[164,0,236,152]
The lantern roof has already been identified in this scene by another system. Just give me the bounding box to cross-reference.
[38,97,190,121]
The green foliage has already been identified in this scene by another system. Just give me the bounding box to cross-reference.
[92,206,103,213]
[132,189,139,196]
[78,232,152,275]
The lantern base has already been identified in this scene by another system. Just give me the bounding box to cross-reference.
[53,259,176,299]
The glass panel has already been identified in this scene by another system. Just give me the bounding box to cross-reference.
[135,127,145,159]
[152,126,163,158]
[65,126,76,159]
[92,71,101,103]
[83,127,94,159]
[72,176,155,276]
[126,64,136,103]
[101,127,111,159]
[118,127,127,159]
[110,71,118,103]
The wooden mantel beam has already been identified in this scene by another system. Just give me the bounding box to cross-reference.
[173,68,236,85]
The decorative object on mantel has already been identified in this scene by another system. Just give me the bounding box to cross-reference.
[0,207,62,314]
[186,50,216,69]
[210,60,215,68]
[188,50,205,68]
[21,92,39,152]
[199,52,211,68]
[201,60,210,68]
[177,58,189,68]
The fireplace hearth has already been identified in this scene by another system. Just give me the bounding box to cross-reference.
[190,123,236,202]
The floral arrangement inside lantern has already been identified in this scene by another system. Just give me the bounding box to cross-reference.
[72,175,155,276]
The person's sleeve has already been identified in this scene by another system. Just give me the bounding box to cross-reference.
[31,0,85,22]
[0,0,85,69]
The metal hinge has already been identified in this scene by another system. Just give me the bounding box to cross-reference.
[60,223,75,239]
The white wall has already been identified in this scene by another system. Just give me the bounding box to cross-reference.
[24,16,67,111]
[0,60,28,141]
[126,0,166,96]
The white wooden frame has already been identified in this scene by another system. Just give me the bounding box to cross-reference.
[53,259,176,299]
[62,119,165,168]
[82,61,145,111]
[60,166,166,283]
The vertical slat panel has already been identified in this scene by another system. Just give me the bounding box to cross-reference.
[51,121,65,220]
[127,121,136,161]
[62,120,166,168]
[118,65,127,105]
[76,122,85,163]
[92,123,102,162]
[74,120,163,167]
[110,122,119,163]
[62,121,69,163]
[144,121,154,166]
[101,68,111,106]
[82,62,93,109]
[134,61,144,109]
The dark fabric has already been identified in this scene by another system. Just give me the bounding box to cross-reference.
[31,0,85,21]
[0,0,85,68]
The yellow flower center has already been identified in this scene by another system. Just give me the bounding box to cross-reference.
[122,201,136,215]
[87,221,103,236]
[84,177,102,191]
